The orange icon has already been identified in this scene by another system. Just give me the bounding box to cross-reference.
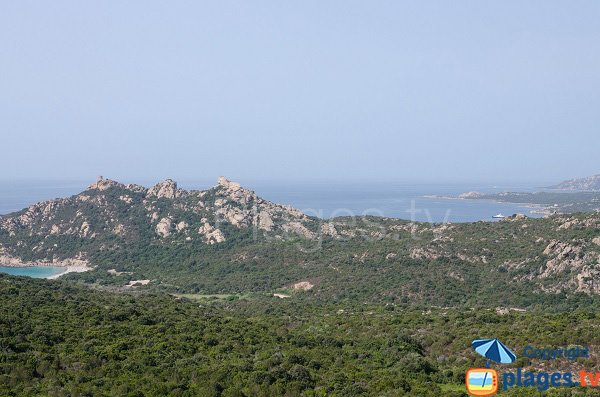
[466,368,498,396]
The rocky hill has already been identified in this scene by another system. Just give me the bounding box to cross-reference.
[548,174,600,191]
[0,176,336,262]
[1,177,600,308]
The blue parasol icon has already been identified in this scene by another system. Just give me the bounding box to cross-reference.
[472,338,517,365]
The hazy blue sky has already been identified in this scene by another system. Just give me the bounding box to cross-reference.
[1,1,599,182]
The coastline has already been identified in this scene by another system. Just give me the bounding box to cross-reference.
[0,254,92,279]
[46,265,91,279]
[422,195,550,216]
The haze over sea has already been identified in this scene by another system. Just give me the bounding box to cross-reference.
[0,179,551,223]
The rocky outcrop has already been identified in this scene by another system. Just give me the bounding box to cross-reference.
[292,281,314,290]
[557,218,579,230]
[216,206,250,227]
[88,176,126,191]
[119,195,133,204]
[211,177,316,239]
[156,217,173,237]
[543,240,581,257]
[282,222,316,239]
[320,222,338,237]
[282,205,306,219]
[410,247,443,260]
[147,179,182,199]
[113,224,126,236]
[218,176,242,191]
[80,222,92,238]
[506,213,528,221]
[176,221,188,232]
[574,265,600,294]
[536,239,599,294]
[540,240,585,278]
[198,222,226,244]
[257,211,274,231]
[215,177,258,207]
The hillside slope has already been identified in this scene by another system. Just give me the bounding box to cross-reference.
[1,177,599,308]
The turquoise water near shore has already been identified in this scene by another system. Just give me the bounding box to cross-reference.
[0,266,66,278]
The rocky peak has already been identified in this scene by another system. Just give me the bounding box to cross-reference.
[147,179,184,199]
[215,177,257,206]
[88,176,126,191]
[1,175,316,253]
[217,176,242,191]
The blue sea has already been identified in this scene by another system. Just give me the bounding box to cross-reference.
[0,266,66,278]
[0,178,551,223]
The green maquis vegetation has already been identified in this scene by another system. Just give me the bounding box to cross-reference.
[2,179,600,396]
[1,179,600,309]
[1,275,599,397]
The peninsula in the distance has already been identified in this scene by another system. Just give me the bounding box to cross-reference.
[429,174,600,216]
[547,174,600,191]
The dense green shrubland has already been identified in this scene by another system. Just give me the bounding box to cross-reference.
[1,275,599,396]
